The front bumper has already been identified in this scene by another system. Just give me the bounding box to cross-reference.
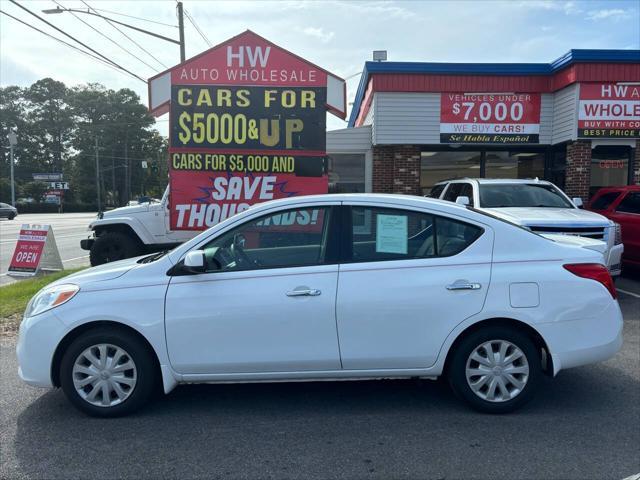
[80,236,95,251]
[606,243,624,277]
[16,311,67,388]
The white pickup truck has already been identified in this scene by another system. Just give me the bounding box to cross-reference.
[427,178,624,276]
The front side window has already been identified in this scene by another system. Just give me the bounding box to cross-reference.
[479,183,573,208]
[349,206,482,263]
[201,207,333,272]
[616,193,640,214]
[590,191,621,210]
[427,183,446,198]
[443,183,464,202]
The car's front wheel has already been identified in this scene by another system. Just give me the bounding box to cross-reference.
[59,327,157,417]
[448,326,541,413]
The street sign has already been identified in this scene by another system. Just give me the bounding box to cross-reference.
[8,224,64,276]
[33,173,63,181]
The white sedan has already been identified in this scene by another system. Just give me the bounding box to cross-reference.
[17,194,623,416]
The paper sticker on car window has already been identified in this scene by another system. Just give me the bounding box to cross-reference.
[376,214,408,254]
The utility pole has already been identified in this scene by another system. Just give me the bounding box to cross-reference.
[7,131,17,207]
[124,133,129,204]
[177,2,186,62]
[95,136,101,212]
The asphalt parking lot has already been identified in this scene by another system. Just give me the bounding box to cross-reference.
[1,287,638,480]
[0,214,95,286]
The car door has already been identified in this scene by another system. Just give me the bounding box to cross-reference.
[610,192,640,264]
[164,204,342,374]
[336,202,493,370]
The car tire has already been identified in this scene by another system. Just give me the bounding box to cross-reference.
[59,327,157,417]
[447,326,541,414]
[8,213,16,220]
[90,231,141,266]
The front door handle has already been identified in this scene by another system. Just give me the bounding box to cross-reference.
[446,282,481,291]
[286,288,321,297]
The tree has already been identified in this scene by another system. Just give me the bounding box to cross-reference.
[20,181,49,202]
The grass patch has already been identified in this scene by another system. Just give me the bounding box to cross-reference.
[0,268,86,319]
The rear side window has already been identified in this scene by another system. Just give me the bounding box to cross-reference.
[348,206,483,263]
[616,193,640,214]
[591,191,620,210]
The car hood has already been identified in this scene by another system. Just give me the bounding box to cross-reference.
[482,207,611,226]
[541,233,608,253]
[50,256,143,287]
[102,204,149,217]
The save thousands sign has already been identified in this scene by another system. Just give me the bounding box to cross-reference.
[148,30,346,230]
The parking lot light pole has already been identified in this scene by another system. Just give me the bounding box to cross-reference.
[7,131,17,207]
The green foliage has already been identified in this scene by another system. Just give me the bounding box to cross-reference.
[20,181,49,202]
[1,79,168,207]
[0,268,86,319]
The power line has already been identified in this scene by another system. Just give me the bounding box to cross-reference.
[53,0,159,73]
[81,0,168,70]
[184,8,212,48]
[0,9,142,83]
[90,7,178,28]
[8,0,146,82]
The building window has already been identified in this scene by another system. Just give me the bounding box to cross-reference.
[484,151,544,180]
[420,150,481,195]
[590,146,630,197]
[328,154,365,193]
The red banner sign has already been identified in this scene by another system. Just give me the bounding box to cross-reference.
[578,83,640,138]
[9,227,48,274]
[440,93,541,144]
[162,31,332,230]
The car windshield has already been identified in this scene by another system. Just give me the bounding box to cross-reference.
[137,250,168,264]
[479,183,573,208]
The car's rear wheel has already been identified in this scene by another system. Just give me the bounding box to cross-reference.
[448,326,541,413]
[60,327,156,417]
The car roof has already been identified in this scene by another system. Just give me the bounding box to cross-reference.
[435,178,553,185]
[594,185,640,193]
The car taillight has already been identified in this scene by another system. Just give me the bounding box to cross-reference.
[563,263,617,299]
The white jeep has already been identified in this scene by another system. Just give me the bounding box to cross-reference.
[81,187,194,266]
[427,178,624,276]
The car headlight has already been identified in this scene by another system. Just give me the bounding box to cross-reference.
[25,284,80,317]
[613,223,622,245]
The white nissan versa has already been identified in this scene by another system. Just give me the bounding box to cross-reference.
[17,194,623,417]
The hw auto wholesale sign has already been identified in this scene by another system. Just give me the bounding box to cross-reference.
[148,30,346,230]
[578,83,640,138]
[440,93,541,144]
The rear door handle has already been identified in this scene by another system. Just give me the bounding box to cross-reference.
[446,282,481,291]
[286,288,321,297]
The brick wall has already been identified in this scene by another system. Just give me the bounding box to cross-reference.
[564,140,591,201]
[372,145,421,195]
[634,139,640,185]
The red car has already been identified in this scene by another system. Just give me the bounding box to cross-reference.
[588,185,640,269]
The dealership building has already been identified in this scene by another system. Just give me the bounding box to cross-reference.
[326,49,640,201]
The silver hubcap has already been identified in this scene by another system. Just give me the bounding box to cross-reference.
[465,340,529,403]
[72,344,137,407]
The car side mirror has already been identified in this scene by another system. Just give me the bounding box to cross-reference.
[183,250,206,274]
[455,195,470,206]
[572,197,583,208]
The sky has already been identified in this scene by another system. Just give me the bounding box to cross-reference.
[1,0,639,134]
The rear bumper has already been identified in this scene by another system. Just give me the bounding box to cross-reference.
[539,300,624,376]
